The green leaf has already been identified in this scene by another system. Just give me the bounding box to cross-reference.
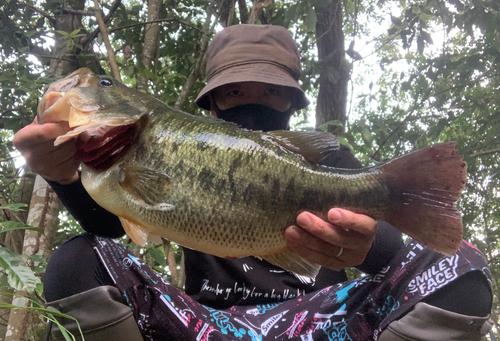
[336,135,353,151]
[0,247,41,293]
[55,30,71,38]
[417,35,424,55]
[24,30,37,38]
[401,81,411,91]
[390,14,402,26]
[359,124,372,143]
[284,4,297,28]
[0,302,83,340]
[69,29,82,38]
[0,203,28,211]
[388,27,398,35]
[306,7,317,32]
[318,120,343,132]
[148,247,165,266]
[0,221,44,234]
[420,30,433,44]
[313,0,330,8]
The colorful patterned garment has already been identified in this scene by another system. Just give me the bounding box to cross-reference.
[87,234,490,341]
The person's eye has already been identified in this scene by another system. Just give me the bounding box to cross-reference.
[267,87,280,95]
[227,89,242,97]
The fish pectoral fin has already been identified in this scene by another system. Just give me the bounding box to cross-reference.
[264,131,340,164]
[119,217,152,246]
[262,249,320,278]
[119,165,174,210]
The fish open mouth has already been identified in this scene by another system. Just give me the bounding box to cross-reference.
[39,89,138,146]
[38,89,141,171]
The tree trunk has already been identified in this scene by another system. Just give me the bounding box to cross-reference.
[0,168,35,338]
[315,0,349,134]
[136,0,161,93]
[238,0,249,23]
[4,1,88,338]
[4,176,60,341]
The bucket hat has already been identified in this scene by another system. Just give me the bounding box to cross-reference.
[195,24,310,110]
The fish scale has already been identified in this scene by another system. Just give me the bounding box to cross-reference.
[38,68,466,277]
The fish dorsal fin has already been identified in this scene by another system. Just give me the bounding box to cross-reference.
[119,217,149,246]
[119,165,175,210]
[262,248,320,278]
[264,131,340,164]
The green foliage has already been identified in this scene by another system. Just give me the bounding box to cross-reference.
[0,203,27,211]
[0,247,41,294]
[0,298,84,341]
[0,221,44,235]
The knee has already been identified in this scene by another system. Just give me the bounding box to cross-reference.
[44,234,114,302]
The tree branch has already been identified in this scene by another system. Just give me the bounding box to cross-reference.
[93,0,121,81]
[81,0,121,51]
[59,8,95,16]
[109,18,201,33]
[16,0,56,26]
[469,148,500,158]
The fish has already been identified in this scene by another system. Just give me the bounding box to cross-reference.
[36,68,467,277]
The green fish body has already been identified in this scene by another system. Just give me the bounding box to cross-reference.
[38,68,466,277]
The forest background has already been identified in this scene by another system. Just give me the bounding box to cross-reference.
[0,0,498,340]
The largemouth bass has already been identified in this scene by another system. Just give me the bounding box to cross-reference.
[37,68,466,277]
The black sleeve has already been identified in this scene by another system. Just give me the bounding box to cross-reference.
[48,177,126,238]
[320,145,404,275]
[356,222,403,274]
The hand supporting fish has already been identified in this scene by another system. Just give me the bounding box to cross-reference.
[33,68,466,277]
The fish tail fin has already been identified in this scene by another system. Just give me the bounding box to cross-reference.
[382,142,466,256]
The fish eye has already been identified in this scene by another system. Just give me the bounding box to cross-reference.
[99,78,113,87]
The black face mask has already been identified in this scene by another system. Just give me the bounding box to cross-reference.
[215,103,291,131]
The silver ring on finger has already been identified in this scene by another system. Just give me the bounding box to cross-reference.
[336,247,344,258]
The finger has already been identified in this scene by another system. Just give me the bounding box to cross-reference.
[285,228,347,271]
[13,121,71,150]
[328,208,378,235]
[295,211,368,250]
[285,225,339,254]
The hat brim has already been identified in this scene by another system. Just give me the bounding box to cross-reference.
[195,63,310,111]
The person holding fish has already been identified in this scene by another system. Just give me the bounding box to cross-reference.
[14,24,492,340]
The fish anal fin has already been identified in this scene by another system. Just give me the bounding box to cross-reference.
[264,131,340,164]
[148,233,163,245]
[119,217,150,247]
[382,142,466,255]
[119,165,173,208]
[262,248,320,278]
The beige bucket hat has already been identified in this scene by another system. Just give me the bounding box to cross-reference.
[195,24,310,111]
